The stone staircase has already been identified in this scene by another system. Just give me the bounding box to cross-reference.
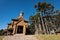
[3,34,37,40]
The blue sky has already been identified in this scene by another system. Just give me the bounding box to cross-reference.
[0,0,60,30]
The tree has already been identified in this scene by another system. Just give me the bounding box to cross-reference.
[29,14,40,34]
[34,2,54,34]
[29,2,55,34]
[0,29,4,36]
[34,2,46,34]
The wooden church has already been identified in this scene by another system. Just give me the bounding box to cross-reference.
[7,11,28,35]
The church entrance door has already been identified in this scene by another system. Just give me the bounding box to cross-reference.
[17,26,23,34]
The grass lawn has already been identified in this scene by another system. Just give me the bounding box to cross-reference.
[35,34,60,40]
[0,36,4,40]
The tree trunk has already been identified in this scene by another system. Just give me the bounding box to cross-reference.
[40,11,46,34]
[35,20,38,34]
[44,18,49,34]
[38,17,42,34]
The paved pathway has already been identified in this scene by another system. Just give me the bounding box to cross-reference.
[3,34,37,40]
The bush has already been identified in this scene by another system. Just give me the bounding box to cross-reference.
[0,29,4,36]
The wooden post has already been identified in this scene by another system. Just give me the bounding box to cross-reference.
[12,25,16,34]
[15,25,18,34]
[23,25,26,35]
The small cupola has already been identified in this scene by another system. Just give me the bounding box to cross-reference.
[18,11,24,19]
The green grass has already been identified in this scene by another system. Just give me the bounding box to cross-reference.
[0,36,4,40]
[35,34,60,40]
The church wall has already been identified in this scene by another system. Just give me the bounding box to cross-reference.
[14,21,18,25]
[7,25,12,29]
[17,21,28,27]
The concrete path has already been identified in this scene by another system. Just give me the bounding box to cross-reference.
[3,34,37,40]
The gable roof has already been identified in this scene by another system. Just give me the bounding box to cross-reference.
[12,19,19,21]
